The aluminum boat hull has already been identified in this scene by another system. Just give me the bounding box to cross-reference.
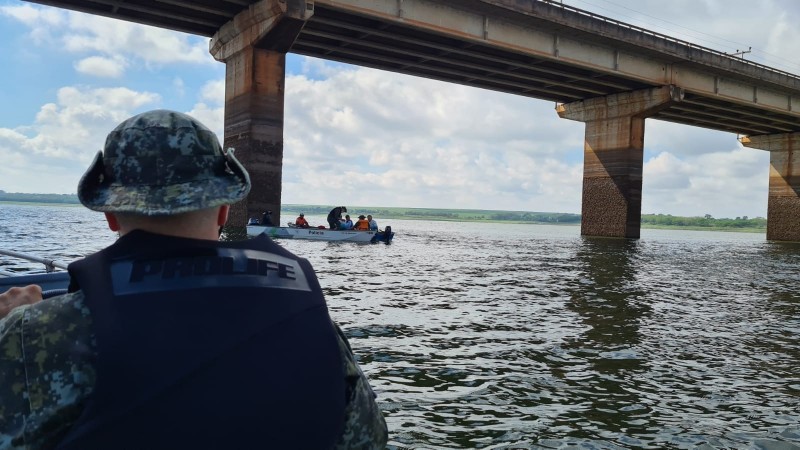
[247,225,394,243]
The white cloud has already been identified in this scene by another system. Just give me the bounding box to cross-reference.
[642,148,769,217]
[74,56,126,78]
[644,152,693,190]
[2,3,213,80]
[0,85,161,193]
[186,103,224,141]
[185,79,226,142]
[199,79,224,104]
[280,64,585,212]
[0,4,63,44]
[64,12,212,65]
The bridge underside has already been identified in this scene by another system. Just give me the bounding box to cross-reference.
[21,0,800,241]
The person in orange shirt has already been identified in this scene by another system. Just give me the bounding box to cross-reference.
[353,215,370,231]
[295,213,310,228]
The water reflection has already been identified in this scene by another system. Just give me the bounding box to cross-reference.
[551,237,657,445]
[569,237,648,350]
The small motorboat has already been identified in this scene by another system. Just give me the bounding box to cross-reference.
[247,223,394,243]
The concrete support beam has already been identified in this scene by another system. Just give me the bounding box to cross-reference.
[558,85,684,238]
[210,0,312,59]
[740,133,800,242]
[220,48,288,227]
[209,0,312,227]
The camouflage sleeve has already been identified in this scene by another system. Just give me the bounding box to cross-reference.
[332,322,388,449]
[0,292,95,450]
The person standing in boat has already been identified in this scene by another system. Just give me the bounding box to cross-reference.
[327,206,347,229]
[368,214,379,231]
[354,215,370,231]
[261,209,274,226]
[0,110,387,449]
[295,213,310,228]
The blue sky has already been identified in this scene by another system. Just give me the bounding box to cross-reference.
[1,0,799,218]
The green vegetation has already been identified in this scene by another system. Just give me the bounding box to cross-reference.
[0,191,79,205]
[641,213,766,233]
[0,192,766,232]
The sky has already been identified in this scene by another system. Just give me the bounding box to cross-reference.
[1,0,798,219]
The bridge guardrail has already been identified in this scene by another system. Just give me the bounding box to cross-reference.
[540,0,800,82]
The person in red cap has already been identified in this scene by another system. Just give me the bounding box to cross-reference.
[295,212,310,228]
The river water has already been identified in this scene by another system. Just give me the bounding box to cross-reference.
[1,204,799,449]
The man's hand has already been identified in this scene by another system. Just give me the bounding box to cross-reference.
[0,285,43,319]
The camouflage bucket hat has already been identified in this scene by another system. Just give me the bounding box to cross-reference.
[78,110,251,215]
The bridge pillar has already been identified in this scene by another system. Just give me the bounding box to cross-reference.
[557,86,683,238]
[740,133,800,242]
[209,0,311,227]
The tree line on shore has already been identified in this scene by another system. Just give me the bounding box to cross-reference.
[0,191,79,204]
[1,192,766,230]
[641,213,765,229]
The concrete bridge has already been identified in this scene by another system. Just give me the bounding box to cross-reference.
[24,0,800,241]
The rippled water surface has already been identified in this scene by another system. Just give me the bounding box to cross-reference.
[2,204,799,449]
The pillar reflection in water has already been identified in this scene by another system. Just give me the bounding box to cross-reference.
[555,236,656,440]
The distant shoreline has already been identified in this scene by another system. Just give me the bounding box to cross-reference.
[2,200,766,233]
[1,201,82,207]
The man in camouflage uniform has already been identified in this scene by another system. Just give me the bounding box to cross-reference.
[0,110,388,449]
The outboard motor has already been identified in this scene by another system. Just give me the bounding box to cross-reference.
[371,225,393,244]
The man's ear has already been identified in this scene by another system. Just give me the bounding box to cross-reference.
[104,212,120,231]
[217,205,230,226]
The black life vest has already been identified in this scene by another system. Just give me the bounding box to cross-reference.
[57,231,345,449]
